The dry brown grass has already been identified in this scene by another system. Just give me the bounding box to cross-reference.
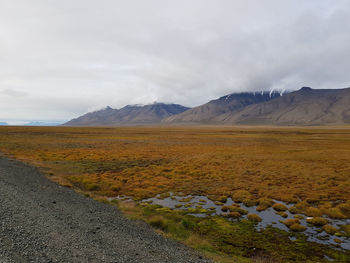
[1,126,350,219]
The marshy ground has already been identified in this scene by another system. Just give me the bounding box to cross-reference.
[0,126,350,262]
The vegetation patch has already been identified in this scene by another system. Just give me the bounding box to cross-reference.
[289,224,307,232]
[341,225,350,236]
[256,198,274,211]
[117,201,350,263]
[305,207,322,217]
[294,215,304,220]
[306,217,329,226]
[281,218,300,227]
[322,208,347,219]
[323,224,338,235]
[272,203,288,212]
[227,212,241,219]
[232,190,252,203]
[247,214,262,223]
[228,206,248,215]
[338,203,350,217]
[277,212,288,218]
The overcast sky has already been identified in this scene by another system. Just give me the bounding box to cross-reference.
[1,0,350,123]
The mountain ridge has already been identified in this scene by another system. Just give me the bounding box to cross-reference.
[164,91,281,124]
[64,87,350,126]
[63,103,190,126]
[217,87,350,125]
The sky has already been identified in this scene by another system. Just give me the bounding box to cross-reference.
[1,0,350,124]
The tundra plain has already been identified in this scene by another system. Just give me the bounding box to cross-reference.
[1,126,350,262]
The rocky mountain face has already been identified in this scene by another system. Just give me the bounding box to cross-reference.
[217,87,350,125]
[164,92,281,124]
[64,103,190,126]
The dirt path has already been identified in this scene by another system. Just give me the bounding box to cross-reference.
[0,156,210,263]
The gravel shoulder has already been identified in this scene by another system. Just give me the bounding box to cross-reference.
[0,156,211,263]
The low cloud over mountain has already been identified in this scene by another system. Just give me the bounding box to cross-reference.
[64,103,189,126]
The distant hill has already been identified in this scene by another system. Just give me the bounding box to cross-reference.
[64,103,190,126]
[218,87,350,125]
[25,121,63,126]
[0,122,8,126]
[164,91,281,124]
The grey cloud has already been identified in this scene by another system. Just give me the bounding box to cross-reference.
[0,88,28,97]
[0,0,350,122]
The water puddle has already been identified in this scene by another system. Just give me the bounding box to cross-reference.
[139,192,350,250]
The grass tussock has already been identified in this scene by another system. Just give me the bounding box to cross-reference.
[272,203,288,212]
[256,198,274,212]
[322,207,347,219]
[281,218,300,227]
[289,224,306,232]
[247,214,262,222]
[306,217,328,226]
[305,207,322,217]
[276,212,288,218]
[341,224,350,236]
[227,212,241,219]
[322,224,338,235]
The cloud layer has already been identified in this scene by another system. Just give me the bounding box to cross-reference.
[1,0,350,122]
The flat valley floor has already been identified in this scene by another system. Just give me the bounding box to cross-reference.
[1,126,350,262]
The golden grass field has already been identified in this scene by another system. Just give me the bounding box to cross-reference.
[1,126,350,262]
[1,126,350,216]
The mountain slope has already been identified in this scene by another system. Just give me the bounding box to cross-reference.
[164,92,281,123]
[64,103,190,126]
[221,87,350,125]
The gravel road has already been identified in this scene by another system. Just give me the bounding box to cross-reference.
[0,156,211,263]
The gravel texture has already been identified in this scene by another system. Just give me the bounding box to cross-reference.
[0,156,211,263]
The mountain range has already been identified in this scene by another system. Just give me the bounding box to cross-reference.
[25,121,64,126]
[164,91,280,124]
[64,87,350,126]
[64,103,190,126]
[212,87,350,125]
